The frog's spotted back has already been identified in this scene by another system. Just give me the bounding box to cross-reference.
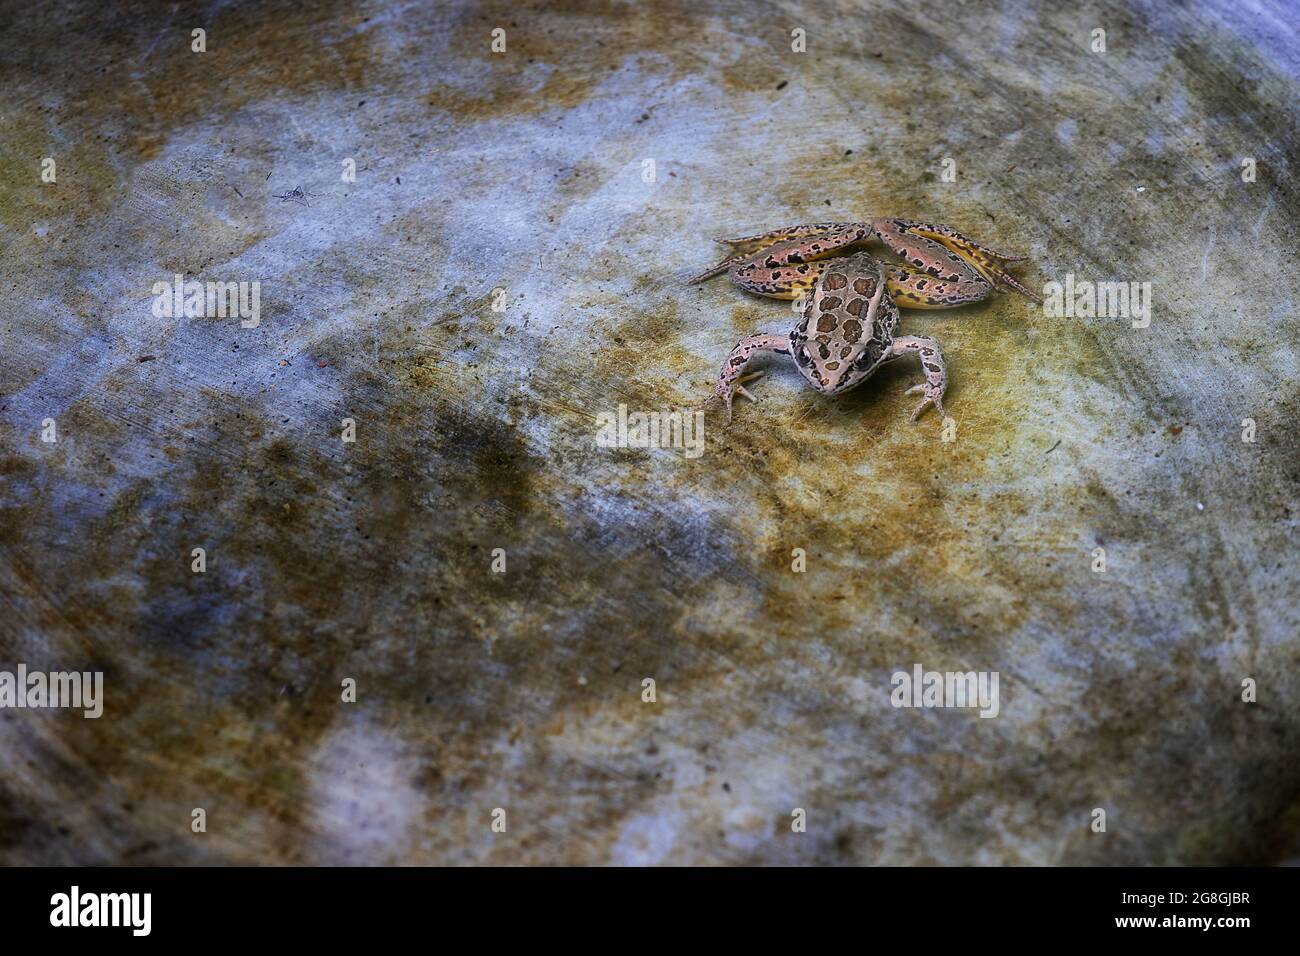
[792,253,895,395]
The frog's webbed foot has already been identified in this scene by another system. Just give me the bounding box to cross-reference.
[706,334,790,423]
[703,373,762,423]
[873,218,1041,306]
[977,257,1040,303]
[887,334,948,421]
[689,250,752,284]
[904,383,945,421]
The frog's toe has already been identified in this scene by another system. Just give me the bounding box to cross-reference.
[704,383,733,421]
[905,384,945,421]
[710,377,762,424]
[988,266,1042,303]
[716,388,738,424]
[690,252,748,284]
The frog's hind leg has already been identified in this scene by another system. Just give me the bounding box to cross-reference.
[874,218,1040,304]
[712,221,868,249]
[690,242,838,299]
[884,263,991,310]
[690,222,872,292]
[706,333,791,423]
[726,249,837,300]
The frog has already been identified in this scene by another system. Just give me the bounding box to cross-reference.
[691,218,1039,422]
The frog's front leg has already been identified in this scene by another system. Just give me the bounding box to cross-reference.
[887,334,948,420]
[708,333,791,423]
[873,218,1040,305]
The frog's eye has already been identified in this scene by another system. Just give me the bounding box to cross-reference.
[794,346,812,367]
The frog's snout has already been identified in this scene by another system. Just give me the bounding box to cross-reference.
[820,362,853,391]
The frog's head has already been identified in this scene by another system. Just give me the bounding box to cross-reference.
[790,257,890,394]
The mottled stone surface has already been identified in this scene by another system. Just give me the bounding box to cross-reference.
[1,0,1298,865]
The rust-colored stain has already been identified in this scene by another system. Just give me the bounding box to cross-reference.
[1,0,1298,865]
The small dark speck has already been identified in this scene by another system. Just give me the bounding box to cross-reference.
[138,355,156,362]
[358,100,366,107]
[845,149,853,155]
[1046,439,1061,454]
[396,176,401,184]
[1168,424,1183,436]
[776,80,788,90]
[722,782,731,792]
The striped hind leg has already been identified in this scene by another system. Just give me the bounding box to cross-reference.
[727,250,835,300]
[873,218,1040,303]
[884,263,994,310]
[690,222,872,288]
[712,221,870,250]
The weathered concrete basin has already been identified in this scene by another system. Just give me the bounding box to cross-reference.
[1,0,1297,864]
